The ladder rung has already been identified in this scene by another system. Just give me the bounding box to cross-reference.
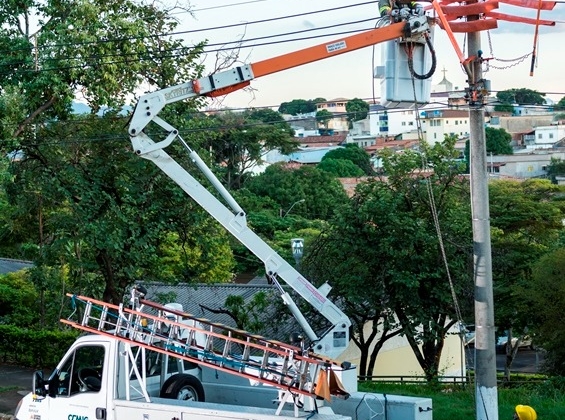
[62,293,349,401]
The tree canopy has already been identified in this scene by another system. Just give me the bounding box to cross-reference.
[317,158,365,177]
[496,88,546,106]
[197,109,297,189]
[305,138,473,379]
[245,163,349,221]
[0,0,204,141]
[522,247,565,375]
[315,109,333,129]
[321,144,374,175]
[6,113,236,305]
[485,127,513,155]
[278,99,325,115]
[555,97,565,111]
[345,98,370,125]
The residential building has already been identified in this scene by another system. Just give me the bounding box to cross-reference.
[420,109,470,144]
[524,123,565,150]
[368,104,420,137]
[316,98,349,131]
[487,150,565,178]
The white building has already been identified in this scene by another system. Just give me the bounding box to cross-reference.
[524,123,565,150]
[368,104,419,137]
[488,150,565,178]
[420,109,470,145]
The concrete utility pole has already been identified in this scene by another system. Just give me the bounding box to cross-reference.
[466,13,499,420]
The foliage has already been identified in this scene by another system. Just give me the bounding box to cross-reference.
[546,157,565,183]
[0,324,79,368]
[345,98,370,125]
[305,138,473,380]
[196,109,297,189]
[485,127,513,155]
[496,89,546,106]
[494,104,515,113]
[555,96,565,110]
[0,271,37,326]
[0,0,205,142]
[321,144,374,175]
[278,98,325,115]
[522,248,565,376]
[317,158,365,177]
[245,163,350,221]
[489,179,565,375]
[315,109,333,128]
[6,113,235,306]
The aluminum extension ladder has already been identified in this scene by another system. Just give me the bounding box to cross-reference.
[61,291,349,405]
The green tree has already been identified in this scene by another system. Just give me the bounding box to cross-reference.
[315,109,333,129]
[278,99,324,115]
[305,138,473,380]
[496,88,546,106]
[317,158,365,177]
[345,98,370,126]
[0,0,204,141]
[522,247,565,375]
[555,96,565,111]
[547,157,565,183]
[7,113,235,305]
[200,110,297,189]
[0,271,38,326]
[489,179,565,378]
[245,163,349,221]
[322,144,374,175]
[494,104,515,113]
[485,127,513,155]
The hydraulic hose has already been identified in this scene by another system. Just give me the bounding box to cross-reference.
[407,32,436,80]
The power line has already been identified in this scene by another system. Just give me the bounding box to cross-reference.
[0,17,377,73]
[191,0,269,12]
[0,26,378,76]
[0,1,378,55]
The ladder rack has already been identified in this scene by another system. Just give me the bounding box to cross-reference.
[61,293,349,401]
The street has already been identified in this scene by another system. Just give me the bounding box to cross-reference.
[466,348,545,374]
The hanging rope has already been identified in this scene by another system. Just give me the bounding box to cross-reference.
[408,72,464,328]
[405,32,437,80]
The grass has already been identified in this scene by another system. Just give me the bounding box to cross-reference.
[0,386,17,393]
[359,379,565,420]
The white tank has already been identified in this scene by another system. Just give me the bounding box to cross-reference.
[377,26,434,108]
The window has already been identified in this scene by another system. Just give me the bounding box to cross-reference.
[51,345,105,397]
[549,133,554,139]
[538,133,543,139]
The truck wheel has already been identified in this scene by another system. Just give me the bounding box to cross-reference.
[160,374,205,402]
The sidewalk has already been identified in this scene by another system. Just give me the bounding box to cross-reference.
[0,365,38,417]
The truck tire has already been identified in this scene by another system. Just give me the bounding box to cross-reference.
[160,374,205,402]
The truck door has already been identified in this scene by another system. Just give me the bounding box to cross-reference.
[47,342,109,420]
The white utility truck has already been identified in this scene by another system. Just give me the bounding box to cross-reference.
[15,11,435,420]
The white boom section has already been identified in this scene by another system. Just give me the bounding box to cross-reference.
[128,128,350,359]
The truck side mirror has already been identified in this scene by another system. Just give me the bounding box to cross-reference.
[32,370,46,398]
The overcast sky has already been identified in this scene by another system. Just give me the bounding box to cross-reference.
[179,0,565,109]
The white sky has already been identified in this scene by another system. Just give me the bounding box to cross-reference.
[179,0,565,109]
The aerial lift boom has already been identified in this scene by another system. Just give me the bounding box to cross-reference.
[128,15,432,360]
